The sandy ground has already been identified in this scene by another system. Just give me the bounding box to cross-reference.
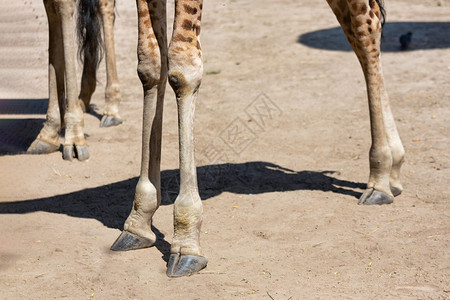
[1,0,449,299]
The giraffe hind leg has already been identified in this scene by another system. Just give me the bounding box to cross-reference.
[99,0,123,127]
[327,0,404,204]
[58,0,89,161]
[28,0,65,155]
[77,0,103,114]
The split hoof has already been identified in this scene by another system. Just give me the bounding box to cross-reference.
[27,139,59,154]
[63,145,89,161]
[110,231,155,251]
[390,186,403,197]
[358,188,394,205]
[100,115,122,127]
[166,253,208,278]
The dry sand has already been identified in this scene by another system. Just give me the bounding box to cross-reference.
[0,0,449,298]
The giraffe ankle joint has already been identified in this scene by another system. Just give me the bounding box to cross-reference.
[106,83,121,97]
[134,178,159,214]
[391,144,405,166]
[369,145,392,164]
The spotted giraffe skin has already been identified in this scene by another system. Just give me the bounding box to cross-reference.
[83,0,123,128]
[28,0,122,161]
[111,0,404,277]
[327,0,404,204]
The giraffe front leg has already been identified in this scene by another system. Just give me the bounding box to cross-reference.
[111,177,159,250]
[167,90,207,277]
[111,0,167,251]
[166,0,207,277]
[99,0,123,127]
[28,0,65,155]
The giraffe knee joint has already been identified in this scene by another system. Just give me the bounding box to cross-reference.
[168,70,201,99]
[137,60,161,89]
[168,45,203,97]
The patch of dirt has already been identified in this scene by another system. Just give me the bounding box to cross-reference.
[0,0,449,298]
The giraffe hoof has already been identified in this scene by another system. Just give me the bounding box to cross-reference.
[110,231,155,251]
[27,139,59,154]
[76,145,90,161]
[166,253,208,278]
[63,146,73,161]
[100,115,123,127]
[358,188,394,205]
[63,145,90,161]
[390,186,403,197]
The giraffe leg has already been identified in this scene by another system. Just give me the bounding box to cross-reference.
[99,0,123,127]
[382,86,404,197]
[166,0,207,277]
[78,57,96,114]
[28,0,65,154]
[52,0,89,161]
[327,0,404,204]
[111,0,166,251]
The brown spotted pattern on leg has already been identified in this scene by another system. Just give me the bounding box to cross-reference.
[166,0,208,277]
[326,0,404,204]
[111,0,167,251]
[99,0,123,127]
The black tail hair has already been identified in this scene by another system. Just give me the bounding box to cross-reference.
[375,0,386,27]
[77,0,104,80]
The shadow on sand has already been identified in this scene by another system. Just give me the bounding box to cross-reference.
[298,21,450,52]
[0,99,105,155]
[0,161,366,230]
[0,161,366,259]
[0,98,48,154]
